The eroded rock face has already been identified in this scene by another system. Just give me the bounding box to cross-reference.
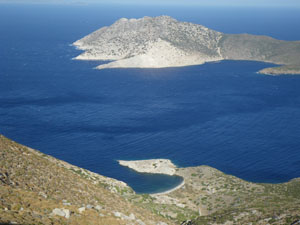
[73,15,300,74]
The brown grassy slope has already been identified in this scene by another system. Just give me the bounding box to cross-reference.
[0,135,172,225]
[136,164,300,225]
[173,166,300,225]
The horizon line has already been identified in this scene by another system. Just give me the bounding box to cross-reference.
[1,0,300,8]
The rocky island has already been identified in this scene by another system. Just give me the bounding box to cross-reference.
[73,16,300,75]
[1,135,300,224]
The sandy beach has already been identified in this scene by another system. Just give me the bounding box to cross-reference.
[150,180,185,196]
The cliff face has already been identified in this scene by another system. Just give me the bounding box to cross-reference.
[73,16,300,74]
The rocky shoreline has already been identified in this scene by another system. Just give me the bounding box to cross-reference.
[118,159,177,176]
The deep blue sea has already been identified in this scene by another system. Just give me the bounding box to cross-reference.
[1,3,300,193]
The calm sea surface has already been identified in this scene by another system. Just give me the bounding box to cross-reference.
[1,4,300,193]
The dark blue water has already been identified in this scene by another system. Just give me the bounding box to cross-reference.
[1,4,300,193]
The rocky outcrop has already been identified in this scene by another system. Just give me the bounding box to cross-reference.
[73,16,300,75]
[118,159,177,175]
[52,208,70,219]
[258,64,300,75]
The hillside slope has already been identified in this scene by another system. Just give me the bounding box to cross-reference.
[1,135,300,225]
[118,159,300,225]
[0,135,171,225]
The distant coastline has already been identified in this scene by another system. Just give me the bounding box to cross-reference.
[73,16,300,75]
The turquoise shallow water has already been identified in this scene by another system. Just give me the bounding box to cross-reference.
[1,4,300,193]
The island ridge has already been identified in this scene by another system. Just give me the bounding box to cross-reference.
[73,16,300,75]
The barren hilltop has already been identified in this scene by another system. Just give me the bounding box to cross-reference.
[1,135,300,224]
[73,15,300,75]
